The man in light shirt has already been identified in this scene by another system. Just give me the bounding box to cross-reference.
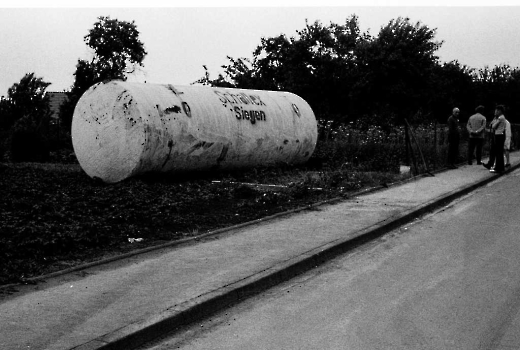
[466,105,487,165]
[504,117,512,168]
[483,105,507,173]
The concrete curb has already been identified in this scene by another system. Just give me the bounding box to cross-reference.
[70,162,520,350]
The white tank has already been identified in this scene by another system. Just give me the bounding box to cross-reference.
[71,81,317,183]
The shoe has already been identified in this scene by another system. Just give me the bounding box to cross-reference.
[448,165,457,169]
[477,162,482,165]
[490,169,497,173]
[468,162,473,165]
[505,164,511,168]
[483,163,491,169]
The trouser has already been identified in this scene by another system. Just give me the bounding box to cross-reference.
[447,135,459,166]
[467,137,484,163]
[493,134,506,171]
[486,135,496,167]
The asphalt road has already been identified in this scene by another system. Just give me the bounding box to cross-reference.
[139,168,520,350]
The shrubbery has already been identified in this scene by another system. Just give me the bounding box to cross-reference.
[10,129,49,162]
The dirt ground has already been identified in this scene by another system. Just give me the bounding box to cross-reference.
[0,161,407,285]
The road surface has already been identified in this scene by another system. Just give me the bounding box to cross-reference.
[140,169,520,350]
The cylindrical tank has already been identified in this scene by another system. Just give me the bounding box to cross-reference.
[72,81,317,183]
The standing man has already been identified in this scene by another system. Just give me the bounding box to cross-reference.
[466,105,487,165]
[447,107,460,169]
[504,116,512,168]
[483,105,507,173]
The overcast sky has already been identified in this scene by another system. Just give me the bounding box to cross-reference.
[1,1,520,96]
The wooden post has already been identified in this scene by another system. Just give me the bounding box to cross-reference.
[433,119,437,170]
[405,118,433,176]
[405,123,410,167]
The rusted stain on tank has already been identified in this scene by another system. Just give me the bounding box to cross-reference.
[116,90,128,102]
[156,104,183,118]
[176,133,198,146]
[164,105,182,114]
[122,98,133,110]
[126,117,137,129]
[167,84,183,95]
[190,141,215,151]
[186,140,213,157]
[138,124,168,172]
[161,140,174,168]
[216,144,229,164]
[142,125,153,150]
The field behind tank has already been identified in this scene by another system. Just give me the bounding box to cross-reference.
[0,123,460,286]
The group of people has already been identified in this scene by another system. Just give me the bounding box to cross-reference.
[447,105,512,173]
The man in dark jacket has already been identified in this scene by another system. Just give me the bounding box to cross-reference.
[447,107,460,169]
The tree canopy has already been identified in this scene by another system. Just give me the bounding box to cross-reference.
[0,72,51,132]
[197,15,370,121]
[197,15,520,125]
[0,73,52,162]
[352,17,443,122]
[60,16,147,130]
[85,16,147,77]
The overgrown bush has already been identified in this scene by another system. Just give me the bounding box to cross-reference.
[0,130,9,161]
[10,129,49,162]
[313,119,497,174]
[8,116,50,162]
[312,121,405,173]
[312,140,402,173]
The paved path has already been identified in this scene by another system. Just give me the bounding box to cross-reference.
[1,154,519,350]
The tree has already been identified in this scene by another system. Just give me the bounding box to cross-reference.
[428,60,476,122]
[353,17,443,122]
[0,73,52,162]
[0,96,15,132]
[60,16,147,130]
[0,73,51,131]
[472,65,520,122]
[197,15,520,127]
[197,16,370,121]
